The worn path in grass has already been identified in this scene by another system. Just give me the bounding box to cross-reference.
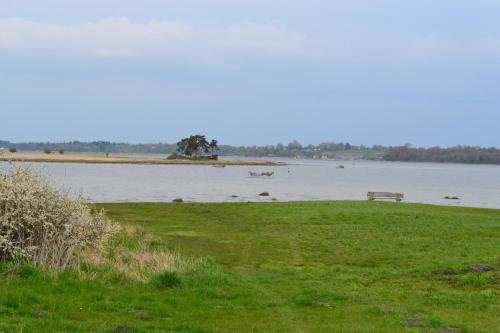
[1,201,499,332]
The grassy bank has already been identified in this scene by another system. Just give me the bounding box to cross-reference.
[0,153,284,166]
[322,149,385,160]
[1,201,499,332]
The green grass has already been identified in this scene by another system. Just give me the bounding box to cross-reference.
[1,201,499,332]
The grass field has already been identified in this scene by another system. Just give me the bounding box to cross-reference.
[0,201,499,332]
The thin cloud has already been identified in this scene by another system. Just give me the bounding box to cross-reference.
[1,15,499,68]
[0,18,307,62]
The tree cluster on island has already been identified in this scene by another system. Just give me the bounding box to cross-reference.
[171,135,219,160]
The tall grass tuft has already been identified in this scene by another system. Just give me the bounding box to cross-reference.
[82,225,204,282]
[152,271,182,288]
[0,165,118,270]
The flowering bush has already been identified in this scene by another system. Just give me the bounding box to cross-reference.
[0,166,117,270]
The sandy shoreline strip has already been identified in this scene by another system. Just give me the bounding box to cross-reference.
[0,153,285,166]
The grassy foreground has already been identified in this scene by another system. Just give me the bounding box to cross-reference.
[1,201,499,332]
[0,152,283,166]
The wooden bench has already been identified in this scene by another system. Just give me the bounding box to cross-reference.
[367,192,404,202]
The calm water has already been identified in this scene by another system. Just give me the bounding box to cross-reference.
[2,159,500,208]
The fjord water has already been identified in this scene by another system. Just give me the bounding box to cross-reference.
[2,159,500,208]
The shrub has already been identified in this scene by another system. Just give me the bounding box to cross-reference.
[0,166,118,270]
[166,153,181,160]
[9,148,16,153]
[166,153,212,161]
[43,148,51,154]
[58,149,64,155]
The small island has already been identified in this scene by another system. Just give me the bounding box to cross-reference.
[0,135,285,166]
[0,152,284,166]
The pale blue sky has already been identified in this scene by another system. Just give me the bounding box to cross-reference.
[1,0,499,146]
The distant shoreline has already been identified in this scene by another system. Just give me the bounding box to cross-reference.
[0,153,286,166]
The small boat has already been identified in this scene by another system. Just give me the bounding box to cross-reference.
[249,171,275,177]
[213,164,226,168]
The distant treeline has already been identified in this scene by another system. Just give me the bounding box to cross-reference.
[0,141,177,154]
[218,141,383,159]
[0,140,380,159]
[383,146,500,164]
[2,140,500,164]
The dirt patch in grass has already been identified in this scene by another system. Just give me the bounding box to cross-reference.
[466,264,495,273]
[311,300,331,308]
[132,309,151,317]
[115,325,138,333]
[403,318,430,326]
[115,325,135,333]
[434,329,461,333]
[34,309,52,317]
[432,268,458,276]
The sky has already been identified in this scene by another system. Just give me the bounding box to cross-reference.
[1,0,499,147]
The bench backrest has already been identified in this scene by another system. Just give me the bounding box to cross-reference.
[367,192,404,199]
